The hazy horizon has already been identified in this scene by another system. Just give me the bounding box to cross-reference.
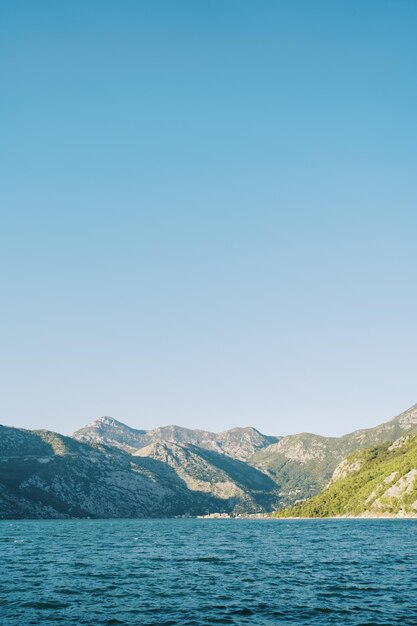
[2,1,416,437]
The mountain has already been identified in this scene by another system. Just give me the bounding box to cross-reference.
[0,425,278,519]
[3,402,417,519]
[251,403,417,505]
[274,434,417,518]
[0,425,199,519]
[73,417,278,461]
[73,417,148,452]
[135,440,279,512]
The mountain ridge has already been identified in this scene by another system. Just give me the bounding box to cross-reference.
[73,418,279,461]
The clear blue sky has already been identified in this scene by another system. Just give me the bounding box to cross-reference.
[1,1,416,436]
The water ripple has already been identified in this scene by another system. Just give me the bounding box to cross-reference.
[1,519,417,625]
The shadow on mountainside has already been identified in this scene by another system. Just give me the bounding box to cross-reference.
[0,426,277,519]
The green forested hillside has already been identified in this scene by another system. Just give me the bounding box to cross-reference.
[274,434,417,517]
[253,403,417,505]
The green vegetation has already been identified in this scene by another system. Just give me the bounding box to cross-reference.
[253,404,417,505]
[274,435,417,517]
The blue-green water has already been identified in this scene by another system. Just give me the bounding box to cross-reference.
[1,519,416,625]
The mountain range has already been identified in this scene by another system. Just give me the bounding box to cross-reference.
[74,417,278,461]
[1,402,417,519]
[0,424,279,519]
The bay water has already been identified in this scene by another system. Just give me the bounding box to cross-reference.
[1,519,416,625]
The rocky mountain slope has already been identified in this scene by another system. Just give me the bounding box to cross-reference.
[274,434,417,518]
[0,425,279,519]
[251,403,417,505]
[135,440,278,512]
[73,417,278,461]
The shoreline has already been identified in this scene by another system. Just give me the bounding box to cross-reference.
[195,511,417,520]
[271,514,417,520]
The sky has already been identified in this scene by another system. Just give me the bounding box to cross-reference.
[1,0,417,437]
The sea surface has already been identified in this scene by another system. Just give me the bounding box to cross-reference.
[1,518,417,625]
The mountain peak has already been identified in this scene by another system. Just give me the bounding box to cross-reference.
[94,416,120,426]
[72,418,276,460]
